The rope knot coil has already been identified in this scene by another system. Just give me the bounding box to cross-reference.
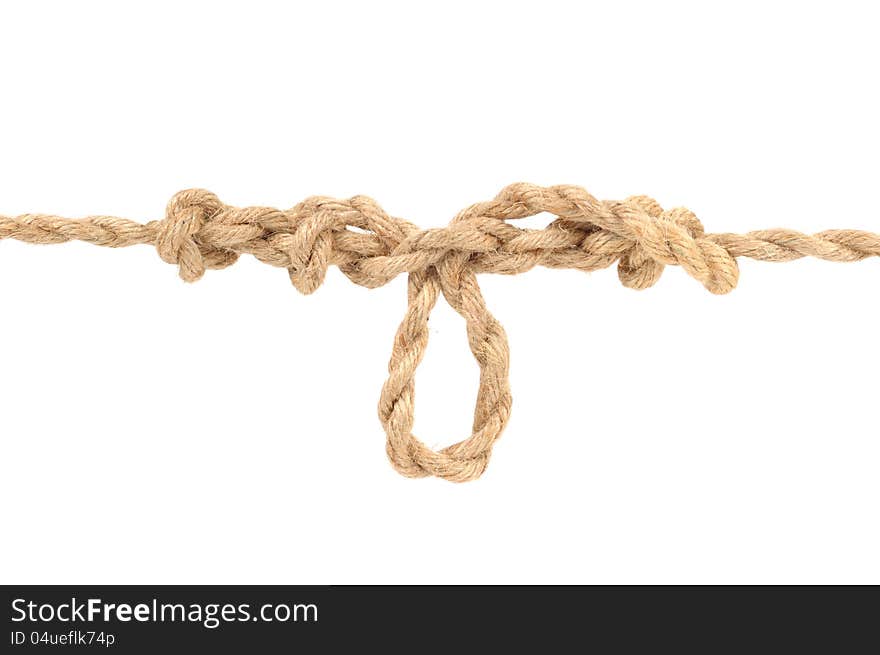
[4,182,880,481]
[614,195,738,294]
[149,186,740,480]
[156,189,240,282]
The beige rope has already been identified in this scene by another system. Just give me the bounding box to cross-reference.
[3,183,879,481]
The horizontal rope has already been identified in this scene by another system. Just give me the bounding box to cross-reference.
[3,183,878,481]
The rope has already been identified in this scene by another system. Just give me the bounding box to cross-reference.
[3,183,879,481]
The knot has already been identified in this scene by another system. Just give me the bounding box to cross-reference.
[156,189,240,282]
[614,195,739,294]
[145,184,748,480]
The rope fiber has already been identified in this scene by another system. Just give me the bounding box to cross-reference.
[3,183,879,481]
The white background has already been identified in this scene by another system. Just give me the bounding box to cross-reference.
[1,1,877,584]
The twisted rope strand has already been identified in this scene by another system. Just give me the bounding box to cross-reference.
[2,183,879,481]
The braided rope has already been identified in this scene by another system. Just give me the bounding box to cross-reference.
[3,183,879,481]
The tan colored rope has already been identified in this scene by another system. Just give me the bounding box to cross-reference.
[3,183,879,481]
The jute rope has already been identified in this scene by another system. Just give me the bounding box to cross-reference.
[3,183,879,481]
